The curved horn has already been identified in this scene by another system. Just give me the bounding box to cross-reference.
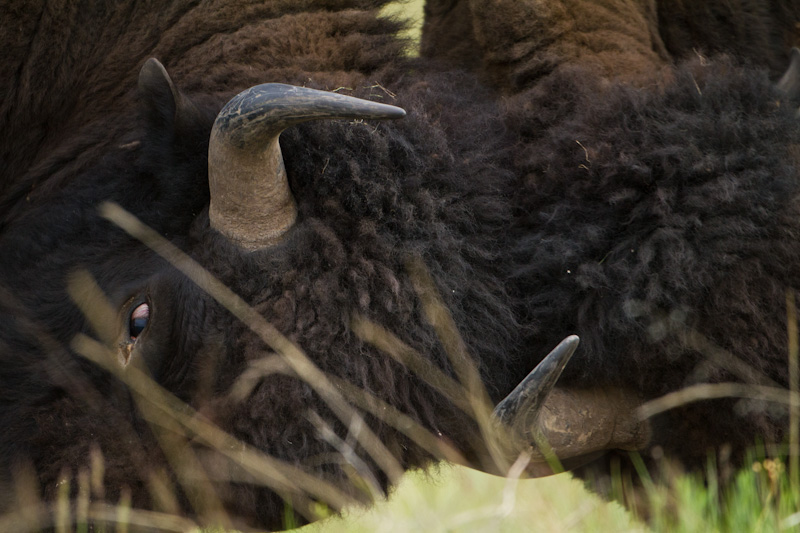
[493,335,580,433]
[492,336,651,476]
[208,84,406,251]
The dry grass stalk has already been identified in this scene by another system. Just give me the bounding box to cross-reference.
[786,289,799,488]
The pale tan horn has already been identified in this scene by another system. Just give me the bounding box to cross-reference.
[492,336,651,476]
[208,84,406,251]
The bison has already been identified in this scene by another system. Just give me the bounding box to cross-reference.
[423,0,800,475]
[2,0,800,529]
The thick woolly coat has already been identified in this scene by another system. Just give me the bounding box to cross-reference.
[422,0,800,91]
[3,0,800,529]
[506,61,800,478]
[1,1,521,528]
[420,0,800,486]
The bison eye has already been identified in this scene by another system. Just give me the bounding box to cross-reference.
[129,302,150,340]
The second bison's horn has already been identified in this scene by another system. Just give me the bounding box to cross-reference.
[208,84,406,251]
[493,335,580,435]
[492,335,651,476]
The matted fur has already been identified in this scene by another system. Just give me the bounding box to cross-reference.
[422,0,800,91]
[506,58,800,475]
[0,1,522,528]
[3,0,800,529]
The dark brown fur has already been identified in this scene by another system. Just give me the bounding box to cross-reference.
[1,1,520,528]
[419,0,800,500]
[4,1,800,529]
[421,0,800,91]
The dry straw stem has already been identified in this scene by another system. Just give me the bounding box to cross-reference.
[351,291,515,475]
[55,474,71,533]
[71,334,344,521]
[68,272,234,526]
[681,328,780,387]
[308,411,385,501]
[637,382,800,420]
[349,316,473,415]
[787,289,799,488]
[405,256,491,411]
[357,254,529,475]
[85,503,197,532]
[406,255,533,475]
[102,199,529,485]
[405,256,494,420]
[4,463,45,532]
[68,269,236,525]
[640,305,800,434]
[325,373,468,466]
[0,503,199,533]
[73,202,564,525]
[76,469,90,533]
[228,348,469,467]
[67,277,370,525]
[354,258,563,476]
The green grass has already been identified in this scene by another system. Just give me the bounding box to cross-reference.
[645,456,800,533]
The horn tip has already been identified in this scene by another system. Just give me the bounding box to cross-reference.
[563,334,580,345]
[385,106,406,119]
[561,334,580,351]
[547,334,580,370]
[139,58,167,80]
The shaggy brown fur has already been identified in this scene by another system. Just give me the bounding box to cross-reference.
[504,59,800,476]
[658,1,800,75]
[421,0,800,91]
[4,0,800,530]
[0,0,406,220]
[421,0,800,507]
[1,1,521,529]
[423,0,668,90]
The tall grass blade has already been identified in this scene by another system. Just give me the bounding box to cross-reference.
[787,289,799,493]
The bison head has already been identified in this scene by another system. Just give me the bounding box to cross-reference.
[1,57,650,530]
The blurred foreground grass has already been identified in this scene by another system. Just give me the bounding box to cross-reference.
[301,464,641,533]
[302,455,800,533]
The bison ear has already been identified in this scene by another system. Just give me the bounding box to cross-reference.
[138,58,198,134]
[777,48,800,102]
